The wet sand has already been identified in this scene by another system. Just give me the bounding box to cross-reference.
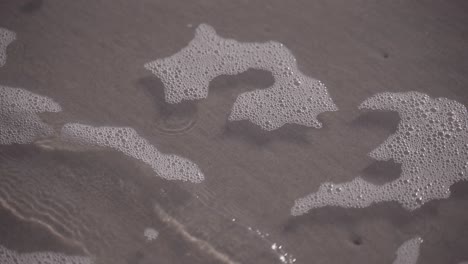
[0,0,468,263]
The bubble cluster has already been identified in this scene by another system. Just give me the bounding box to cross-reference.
[392,237,423,264]
[244,225,296,264]
[270,242,296,264]
[1,85,62,145]
[144,24,337,131]
[0,27,16,67]
[143,227,159,241]
[60,123,204,183]
[292,92,468,215]
[0,244,93,264]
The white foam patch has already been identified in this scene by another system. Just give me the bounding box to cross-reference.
[0,27,16,67]
[392,237,423,264]
[60,123,205,183]
[1,85,62,145]
[143,227,159,241]
[144,24,337,131]
[292,92,468,215]
[0,244,93,264]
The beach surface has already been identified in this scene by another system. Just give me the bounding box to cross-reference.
[0,0,468,263]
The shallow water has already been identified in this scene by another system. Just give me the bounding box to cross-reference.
[1,1,468,263]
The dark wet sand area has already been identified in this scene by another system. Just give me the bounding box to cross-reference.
[1,0,468,263]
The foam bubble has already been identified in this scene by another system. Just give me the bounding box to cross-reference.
[392,237,423,264]
[1,85,62,145]
[0,244,93,264]
[0,27,16,67]
[60,123,204,183]
[292,92,468,215]
[144,24,337,131]
[143,227,159,241]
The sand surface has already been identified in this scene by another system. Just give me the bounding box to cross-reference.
[0,0,467,263]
